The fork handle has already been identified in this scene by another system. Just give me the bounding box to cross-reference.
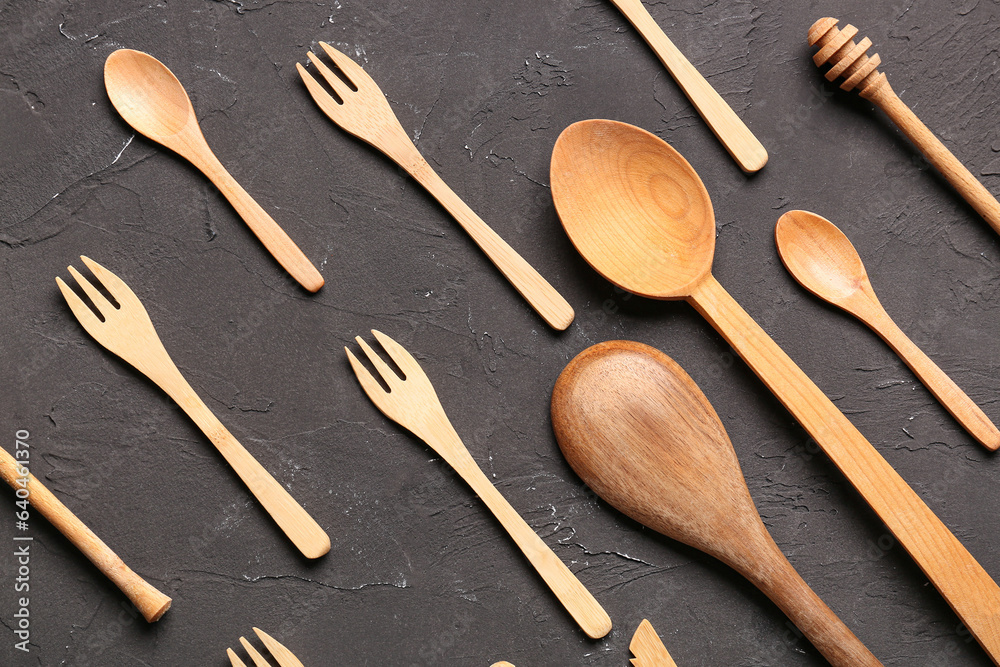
[164,377,331,559]
[192,151,325,293]
[404,157,575,331]
[437,432,611,638]
[0,447,172,622]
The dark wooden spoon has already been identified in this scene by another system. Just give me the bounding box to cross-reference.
[551,340,881,666]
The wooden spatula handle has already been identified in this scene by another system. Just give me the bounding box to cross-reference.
[162,374,331,560]
[406,158,575,331]
[689,274,1000,659]
[864,307,1000,451]
[746,540,881,666]
[608,0,768,173]
[195,152,325,293]
[440,433,611,638]
[0,447,172,622]
[864,82,1000,235]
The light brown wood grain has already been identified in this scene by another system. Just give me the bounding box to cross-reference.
[228,628,305,667]
[552,342,880,667]
[0,446,171,622]
[549,119,1000,662]
[104,49,324,292]
[297,43,574,330]
[629,619,678,667]
[57,256,330,560]
[776,209,1000,451]
[346,330,611,639]
[609,0,767,173]
[809,18,1000,235]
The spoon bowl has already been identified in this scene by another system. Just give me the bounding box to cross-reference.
[551,340,880,666]
[550,120,715,299]
[775,210,870,306]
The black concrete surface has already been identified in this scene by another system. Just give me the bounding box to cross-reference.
[2,1,1000,665]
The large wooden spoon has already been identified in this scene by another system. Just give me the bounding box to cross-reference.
[552,341,880,666]
[549,119,1000,661]
[775,210,1000,451]
[104,49,323,292]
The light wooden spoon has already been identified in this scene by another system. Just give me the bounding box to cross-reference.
[549,119,1000,661]
[104,49,323,292]
[775,210,1000,451]
[552,341,881,667]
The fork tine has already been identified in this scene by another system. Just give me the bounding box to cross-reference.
[296,63,344,122]
[227,648,250,667]
[346,347,392,402]
[305,51,353,101]
[239,636,272,667]
[56,276,104,335]
[254,628,305,667]
[67,265,117,317]
[370,330,422,379]
[318,42,371,90]
[79,256,140,309]
[355,336,403,389]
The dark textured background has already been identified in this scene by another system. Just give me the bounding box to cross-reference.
[2,0,1000,665]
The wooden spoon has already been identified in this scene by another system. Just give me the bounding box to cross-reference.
[552,341,880,666]
[549,119,1000,660]
[775,210,1000,451]
[103,49,324,292]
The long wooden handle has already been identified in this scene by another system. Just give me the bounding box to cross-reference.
[608,0,768,173]
[435,428,611,638]
[689,274,1000,660]
[744,538,881,666]
[866,83,1000,234]
[163,374,330,559]
[0,447,171,622]
[866,308,1000,451]
[405,158,575,330]
[195,153,324,292]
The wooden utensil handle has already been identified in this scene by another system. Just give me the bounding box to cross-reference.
[0,447,171,622]
[405,157,575,330]
[439,432,611,638]
[865,83,1000,234]
[608,0,768,173]
[747,540,881,666]
[689,274,1000,659]
[163,375,330,559]
[196,153,324,292]
[867,310,1000,451]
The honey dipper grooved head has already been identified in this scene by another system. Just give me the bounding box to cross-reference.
[808,17,887,97]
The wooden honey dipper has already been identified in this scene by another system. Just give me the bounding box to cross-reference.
[809,17,1000,235]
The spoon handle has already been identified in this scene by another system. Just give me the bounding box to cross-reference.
[689,274,1000,660]
[744,539,880,666]
[608,0,768,173]
[195,152,324,292]
[865,308,1000,451]
[429,425,611,639]
[405,155,575,330]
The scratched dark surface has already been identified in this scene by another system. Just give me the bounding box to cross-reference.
[2,0,1000,665]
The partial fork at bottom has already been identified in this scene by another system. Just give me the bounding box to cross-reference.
[227,628,304,667]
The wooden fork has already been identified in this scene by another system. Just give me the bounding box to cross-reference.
[297,43,574,331]
[227,628,305,667]
[345,330,611,639]
[56,257,330,559]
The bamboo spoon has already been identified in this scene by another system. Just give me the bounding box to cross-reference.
[808,18,1000,234]
[0,446,171,622]
[549,119,1000,661]
[630,619,679,667]
[552,341,881,666]
[296,43,573,330]
[608,0,767,173]
[776,210,1000,451]
[103,49,324,292]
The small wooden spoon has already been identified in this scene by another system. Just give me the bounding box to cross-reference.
[776,210,1000,451]
[552,341,881,666]
[549,119,1000,659]
[104,49,323,292]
